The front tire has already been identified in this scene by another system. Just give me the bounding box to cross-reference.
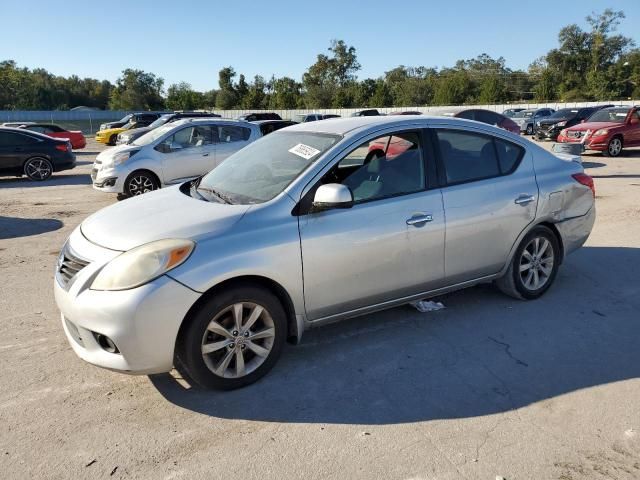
[108,134,118,146]
[496,226,560,300]
[525,124,533,135]
[177,286,287,390]
[605,136,623,157]
[24,157,53,181]
[124,170,160,197]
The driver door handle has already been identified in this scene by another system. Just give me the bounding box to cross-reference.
[406,214,433,226]
[515,194,535,205]
[202,152,209,156]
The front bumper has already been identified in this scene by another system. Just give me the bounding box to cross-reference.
[557,134,609,152]
[54,228,201,374]
[91,165,126,193]
[536,126,561,140]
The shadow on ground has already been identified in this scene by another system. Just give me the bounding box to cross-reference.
[0,174,90,188]
[0,216,63,239]
[151,246,640,425]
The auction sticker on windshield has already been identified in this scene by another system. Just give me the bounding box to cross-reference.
[288,143,321,160]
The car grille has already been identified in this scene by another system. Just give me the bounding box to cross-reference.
[57,246,90,289]
[568,131,585,139]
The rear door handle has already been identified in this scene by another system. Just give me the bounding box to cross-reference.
[406,214,433,226]
[515,194,535,205]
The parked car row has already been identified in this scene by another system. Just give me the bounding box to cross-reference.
[53,114,596,390]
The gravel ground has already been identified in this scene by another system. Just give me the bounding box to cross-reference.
[0,137,639,480]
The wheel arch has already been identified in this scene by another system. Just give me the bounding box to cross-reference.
[502,220,566,277]
[176,275,301,356]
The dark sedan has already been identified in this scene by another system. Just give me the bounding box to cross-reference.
[252,120,298,135]
[439,108,520,135]
[0,127,75,181]
[535,105,613,141]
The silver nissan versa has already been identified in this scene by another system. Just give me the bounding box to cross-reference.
[54,116,595,389]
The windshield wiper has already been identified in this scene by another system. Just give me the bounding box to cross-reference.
[196,185,233,204]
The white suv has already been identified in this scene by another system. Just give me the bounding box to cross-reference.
[91,119,261,197]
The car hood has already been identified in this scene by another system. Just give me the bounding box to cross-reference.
[81,186,251,251]
[539,117,571,126]
[122,126,152,137]
[95,144,141,161]
[567,121,622,132]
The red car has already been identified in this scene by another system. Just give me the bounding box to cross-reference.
[440,108,520,135]
[20,123,86,150]
[557,106,640,157]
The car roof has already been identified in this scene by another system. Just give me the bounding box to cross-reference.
[283,115,517,138]
[0,126,58,140]
[252,119,295,124]
[171,118,259,127]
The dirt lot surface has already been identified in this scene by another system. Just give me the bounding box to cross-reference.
[1,137,639,480]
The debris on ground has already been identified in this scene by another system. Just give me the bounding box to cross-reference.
[410,300,445,312]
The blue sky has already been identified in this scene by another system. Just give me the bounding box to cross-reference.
[1,0,639,92]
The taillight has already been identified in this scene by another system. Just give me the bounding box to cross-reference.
[572,173,595,197]
[55,143,68,152]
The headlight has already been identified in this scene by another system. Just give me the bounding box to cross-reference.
[556,121,567,127]
[560,129,568,137]
[101,150,137,169]
[91,239,195,291]
[594,129,609,136]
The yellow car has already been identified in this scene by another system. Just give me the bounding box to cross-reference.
[95,122,139,146]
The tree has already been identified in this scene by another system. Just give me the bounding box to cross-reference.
[270,77,302,109]
[109,69,164,110]
[216,67,238,109]
[166,82,204,110]
[302,39,361,108]
[241,75,267,109]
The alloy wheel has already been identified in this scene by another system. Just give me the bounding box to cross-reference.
[201,302,275,379]
[608,138,622,157]
[25,158,52,181]
[128,175,155,195]
[519,237,555,291]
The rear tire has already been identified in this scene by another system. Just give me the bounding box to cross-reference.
[123,170,160,197]
[177,285,287,390]
[496,226,560,300]
[24,157,53,181]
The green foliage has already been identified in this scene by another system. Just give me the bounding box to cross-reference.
[108,69,164,110]
[1,11,638,111]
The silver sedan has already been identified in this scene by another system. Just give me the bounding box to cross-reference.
[54,116,595,389]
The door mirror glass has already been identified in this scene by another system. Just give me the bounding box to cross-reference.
[312,184,354,211]
[630,117,639,125]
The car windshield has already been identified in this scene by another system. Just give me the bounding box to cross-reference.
[196,131,340,204]
[587,108,629,123]
[117,114,133,123]
[294,114,307,122]
[549,109,578,119]
[514,111,533,118]
[131,123,177,146]
[148,115,172,129]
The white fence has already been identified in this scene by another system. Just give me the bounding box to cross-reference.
[212,101,633,119]
[1,100,635,133]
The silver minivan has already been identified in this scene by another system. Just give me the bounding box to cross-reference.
[91,118,261,198]
[56,116,595,389]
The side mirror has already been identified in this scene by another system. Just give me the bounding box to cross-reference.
[581,119,586,123]
[630,117,639,125]
[312,184,354,211]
